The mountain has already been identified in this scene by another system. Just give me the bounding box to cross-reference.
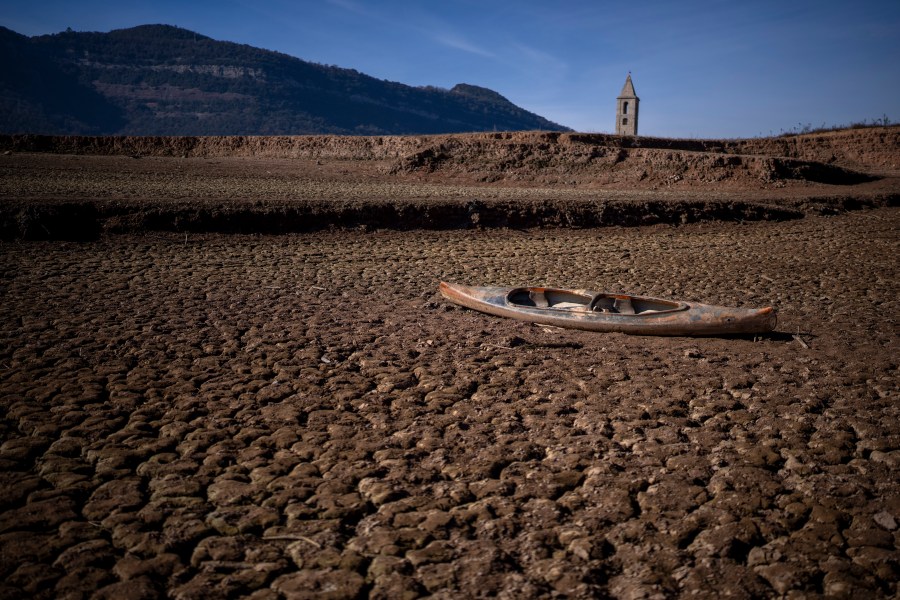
[0,24,570,135]
[0,27,126,134]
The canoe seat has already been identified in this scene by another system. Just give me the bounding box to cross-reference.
[613,297,635,314]
[529,290,549,308]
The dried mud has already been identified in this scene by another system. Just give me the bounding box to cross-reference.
[1,208,898,598]
[1,129,898,598]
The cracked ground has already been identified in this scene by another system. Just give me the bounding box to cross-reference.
[0,208,897,598]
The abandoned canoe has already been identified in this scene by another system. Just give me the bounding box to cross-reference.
[439,282,777,336]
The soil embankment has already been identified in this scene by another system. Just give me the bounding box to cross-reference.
[3,127,898,172]
[0,127,898,239]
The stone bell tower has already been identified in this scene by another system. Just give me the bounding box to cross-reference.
[616,73,639,136]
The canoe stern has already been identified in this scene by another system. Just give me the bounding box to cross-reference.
[679,304,777,335]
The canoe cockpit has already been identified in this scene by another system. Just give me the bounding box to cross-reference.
[507,288,685,315]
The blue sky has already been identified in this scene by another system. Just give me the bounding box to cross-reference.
[3,0,899,138]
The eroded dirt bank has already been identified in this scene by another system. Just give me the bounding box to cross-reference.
[2,127,899,240]
[2,127,898,173]
[1,209,897,598]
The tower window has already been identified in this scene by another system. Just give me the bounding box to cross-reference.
[623,101,629,115]
[622,118,628,125]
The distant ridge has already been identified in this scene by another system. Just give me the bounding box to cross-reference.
[0,24,570,135]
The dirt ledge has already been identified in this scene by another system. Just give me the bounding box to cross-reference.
[1,127,897,239]
[4,195,900,241]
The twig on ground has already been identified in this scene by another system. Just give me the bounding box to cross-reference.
[793,333,809,349]
[263,534,322,548]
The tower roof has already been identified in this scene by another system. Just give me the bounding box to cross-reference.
[617,74,637,99]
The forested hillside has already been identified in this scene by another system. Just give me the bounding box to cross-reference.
[0,24,569,135]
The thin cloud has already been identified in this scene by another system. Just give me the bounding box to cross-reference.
[432,33,497,59]
[326,1,497,61]
[510,42,567,74]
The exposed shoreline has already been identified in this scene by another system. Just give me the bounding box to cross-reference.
[2,127,898,240]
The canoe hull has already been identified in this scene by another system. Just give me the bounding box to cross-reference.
[439,282,777,336]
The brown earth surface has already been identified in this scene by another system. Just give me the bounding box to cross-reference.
[0,129,898,598]
[1,127,898,239]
